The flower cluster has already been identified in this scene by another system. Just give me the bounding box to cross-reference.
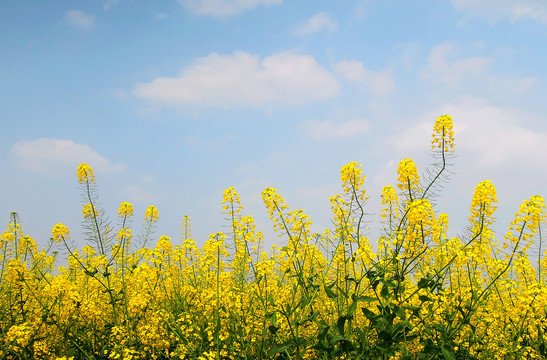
[83,203,99,219]
[262,187,290,236]
[432,114,455,152]
[397,158,420,194]
[469,180,497,222]
[116,227,132,242]
[340,161,366,200]
[77,163,95,183]
[145,205,159,222]
[381,185,400,220]
[118,202,134,217]
[222,187,242,216]
[51,223,69,243]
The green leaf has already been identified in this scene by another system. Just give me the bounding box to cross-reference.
[380,284,390,299]
[362,307,376,321]
[375,317,389,331]
[336,285,349,298]
[385,279,397,288]
[266,342,294,357]
[417,277,430,289]
[348,300,358,316]
[324,284,337,299]
[391,322,408,341]
[372,279,381,290]
[330,334,347,344]
[337,316,349,335]
[358,296,378,302]
[269,312,277,325]
[441,346,456,360]
[395,306,406,320]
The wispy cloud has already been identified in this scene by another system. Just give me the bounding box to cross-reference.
[295,12,338,36]
[134,51,339,108]
[393,42,421,70]
[334,60,394,97]
[421,42,538,97]
[65,10,95,29]
[389,98,547,170]
[302,118,370,141]
[450,0,547,23]
[179,0,282,18]
[103,0,121,10]
[10,138,125,174]
[488,74,538,95]
[122,185,157,203]
[421,42,492,87]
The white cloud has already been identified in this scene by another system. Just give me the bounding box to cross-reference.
[302,118,370,141]
[389,98,547,169]
[65,10,95,29]
[393,42,420,70]
[453,104,547,167]
[334,60,394,97]
[351,1,369,22]
[422,42,493,86]
[515,77,538,91]
[488,75,538,94]
[134,51,339,108]
[334,60,367,82]
[180,0,282,17]
[10,139,125,174]
[295,12,338,36]
[450,0,547,23]
[420,42,538,97]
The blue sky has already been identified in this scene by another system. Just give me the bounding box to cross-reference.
[1,0,546,250]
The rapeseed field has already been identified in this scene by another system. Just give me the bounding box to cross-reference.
[1,115,546,359]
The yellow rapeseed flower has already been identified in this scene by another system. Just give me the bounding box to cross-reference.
[18,235,37,254]
[1,230,15,243]
[505,195,545,253]
[222,187,242,215]
[181,215,191,240]
[8,222,22,233]
[82,203,98,219]
[52,223,69,243]
[432,114,455,152]
[6,323,34,348]
[145,205,159,222]
[381,185,399,219]
[116,228,132,242]
[262,187,289,236]
[77,163,95,183]
[156,235,173,254]
[469,180,497,224]
[397,158,420,193]
[118,202,134,217]
[407,199,435,229]
[340,161,366,200]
